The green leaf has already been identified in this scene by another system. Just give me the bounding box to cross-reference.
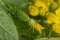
[49,4,57,13]
[0,7,19,40]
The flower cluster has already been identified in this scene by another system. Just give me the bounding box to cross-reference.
[28,0,60,34]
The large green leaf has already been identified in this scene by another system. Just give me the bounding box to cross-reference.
[0,7,19,40]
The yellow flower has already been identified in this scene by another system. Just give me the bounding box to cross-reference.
[29,19,45,33]
[39,5,48,16]
[55,7,60,18]
[43,0,51,6]
[34,1,45,7]
[52,23,60,34]
[33,0,50,6]
[45,12,59,24]
[28,5,39,16]
[33,22,45,33]
[53,2,58,7]
[33,0,58,7]
[34,1,48,16]
[51,0,58,7]
[45,12,55,24]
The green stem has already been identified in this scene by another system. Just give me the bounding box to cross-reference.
[17,10,30,22]
[48,30,52,40]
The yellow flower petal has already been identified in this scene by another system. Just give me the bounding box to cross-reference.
[45,12,59,24]
[34,1,45,7]
[33,0,50,6]
[34,1,48,16]
[55,7,60,18]
[39,5,48,16]
[45,12,55,24]
[43,0,51,6]
[51,0,58,7]
[33,23,45,32]
[28,5,39,16]
[52,23,60,34]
